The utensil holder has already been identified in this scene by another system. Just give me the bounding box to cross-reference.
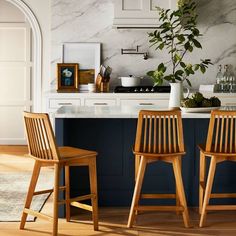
[100,82,109,92]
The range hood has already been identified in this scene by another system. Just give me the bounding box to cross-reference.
[113,0,177,29]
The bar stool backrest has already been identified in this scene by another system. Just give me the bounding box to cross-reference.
[23,111,60,162]
[206,110,236,153]
[134,110,185,154]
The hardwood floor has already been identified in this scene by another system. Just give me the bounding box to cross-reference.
[1,146,236,235]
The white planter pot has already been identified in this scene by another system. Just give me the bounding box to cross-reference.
[169,82,189,108]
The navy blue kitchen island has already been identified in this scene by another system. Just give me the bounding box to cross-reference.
[55,106,236,216]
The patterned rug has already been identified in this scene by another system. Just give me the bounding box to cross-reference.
[0,171,54,222]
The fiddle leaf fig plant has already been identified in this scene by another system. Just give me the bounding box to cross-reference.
[147,0,212,87]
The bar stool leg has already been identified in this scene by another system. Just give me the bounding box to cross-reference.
[89,158,99,231]
[128,156,147,228]
[199,151,206,214]
[176,158,181,215]
[134,155,141,216]
[53,163,60,236]
[20,161,41,229]
[65,165,71,222]
[172,157,190,228]
[199,156,216,228]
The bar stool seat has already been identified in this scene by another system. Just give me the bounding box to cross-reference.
[20,112,98,236]
[58,146,96,160]
[127,110,190,228]
[199,110,236,227]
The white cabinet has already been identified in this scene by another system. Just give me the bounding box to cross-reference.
[113,0,176,28]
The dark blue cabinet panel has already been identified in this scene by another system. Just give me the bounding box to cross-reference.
[56,117,236,215]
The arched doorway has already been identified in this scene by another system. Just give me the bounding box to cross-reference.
[0,0,42,144]
[6,0,42,111]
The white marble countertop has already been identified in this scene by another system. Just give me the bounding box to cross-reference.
[54,105,233,119]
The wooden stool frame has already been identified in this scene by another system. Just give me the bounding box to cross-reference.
[20,112,98,236]
[127,110,190,228]
[199,110,236,227]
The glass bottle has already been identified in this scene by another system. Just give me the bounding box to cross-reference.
[216,65,223,92]
[223,64,230,92]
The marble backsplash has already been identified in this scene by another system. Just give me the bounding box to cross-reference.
[51,0,236,90]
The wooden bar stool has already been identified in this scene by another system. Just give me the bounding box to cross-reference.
[20,112,98,236]
[127,110,190,228]
[199,110,236,227]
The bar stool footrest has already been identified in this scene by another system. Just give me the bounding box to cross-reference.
[206,205,236,211]
[71,201,93,211]
[141,193,176,199]
[135,205,184,212]
[24,208,53,222]
[210,193,236,199]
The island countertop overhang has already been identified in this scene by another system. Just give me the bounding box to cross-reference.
[54,105,226,119]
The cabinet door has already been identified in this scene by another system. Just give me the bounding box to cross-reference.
[49,99,81,111]
[114,0,176,27]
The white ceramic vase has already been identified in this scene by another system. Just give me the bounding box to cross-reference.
[169,82,189,108]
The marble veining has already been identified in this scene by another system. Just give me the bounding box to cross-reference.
[51,0,236,90]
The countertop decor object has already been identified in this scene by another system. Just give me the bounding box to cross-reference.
[62,43,101,91]
[180,106,221,113]
[57,63,79,92]
[147,0,212,107]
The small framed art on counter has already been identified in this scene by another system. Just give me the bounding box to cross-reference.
[57,63,79,91]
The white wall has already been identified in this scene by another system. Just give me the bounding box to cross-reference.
[51,0,236,90]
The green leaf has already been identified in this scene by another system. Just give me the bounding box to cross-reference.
[194,64,199,71]
[180,62,186,68]
[192,28,200,36]
[176,53,182,61]
[186,79,192,87]
[188,45,193,52]
[158,63,166,72]
[175,70,184,76]
[158,43,165,50]
[163,75,172,81]
[192,39,202,48]
[184,42,190,50]
[200,65,206,73]
[147,71,154,76]
[177,34,185,42]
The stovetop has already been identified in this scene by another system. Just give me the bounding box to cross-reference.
[114,86,171,93]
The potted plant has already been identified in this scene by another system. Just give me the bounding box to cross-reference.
[147,0,212,107]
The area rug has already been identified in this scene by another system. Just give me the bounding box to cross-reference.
[0,171,54,222]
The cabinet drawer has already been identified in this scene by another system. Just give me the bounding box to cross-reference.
[84,99,116,106]
[49,99,81,109]
[120,99,168,107]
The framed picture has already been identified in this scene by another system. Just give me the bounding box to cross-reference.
[62,42,101,90]
[57,63,79,91]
